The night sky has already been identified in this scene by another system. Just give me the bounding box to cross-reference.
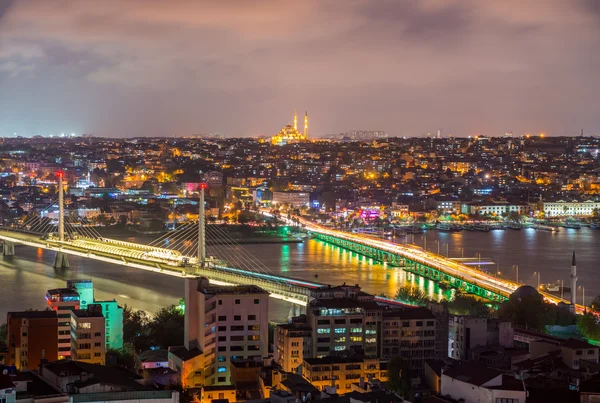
[1,0,599,137]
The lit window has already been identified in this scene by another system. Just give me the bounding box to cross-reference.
[217,367,227,373]
[334,328,346,334]
[317,328,331,334]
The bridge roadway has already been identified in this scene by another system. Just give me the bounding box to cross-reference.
[0,229,412,310]
[293,217,587,313]
[0,229,317,306]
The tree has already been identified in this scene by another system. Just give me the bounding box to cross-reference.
[122,305,150,352]
[148,305,185,349]
[395,286,429,306]
[388,355,411,396]
[498,290,555,331]
[0,322,6,344]
[171,384,200,403]
[507,211,521,222]
[106,343,137,370]
[141,181,156,194]
[577,313,600,340]
[447,293,491,317]
[591,295,600,312]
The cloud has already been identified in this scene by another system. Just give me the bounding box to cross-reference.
[0,0,598,136]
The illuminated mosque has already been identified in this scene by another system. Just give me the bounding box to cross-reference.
[271,110,308,145]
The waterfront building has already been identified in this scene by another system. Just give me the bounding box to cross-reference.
[461,201,529,216]
[6,311,58,370]
[543,200,600,217]
[169,277,269,387]
[70,306,106,365]
[301,355,388,394]
[436,199,462,214]
[271,191,311,208]
[46,288,80,359]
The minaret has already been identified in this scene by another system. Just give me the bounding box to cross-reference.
[293,110,298,131]
[304,111,308,139]
[571,250,577,305]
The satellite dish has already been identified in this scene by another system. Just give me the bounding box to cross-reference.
[2,369,8,375]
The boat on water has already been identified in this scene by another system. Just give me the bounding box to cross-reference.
[535,224,559,232]
[507,222,522,230]
[563,222,581,229]
[464,223,490,232]
[436,223,462,232]
[404,225,423,234]
[473,223,490,232]
[591,222,600,229]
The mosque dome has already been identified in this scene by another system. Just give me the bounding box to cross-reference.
[511,285,540,300]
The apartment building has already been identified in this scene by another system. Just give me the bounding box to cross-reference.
[169,277,269,387]
[67,280,124,349]
[306,285,381,358]
[449,316,513,361]
[46,288,80,359]
[7,311,58,370]
[380,308,437,376]
[70,306,106,365]
[274,316,312,373]
[302,356,388,394]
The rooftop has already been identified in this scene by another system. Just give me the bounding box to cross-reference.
[304,356,367,366]
[47,288,80,296]
[70,390,175,403]
[383,306,435,320]
[310,297,380,311]
[442,362,503,387]
[0,373,15,390]
[42,361,145,391]
[71,309,104,318]
[8,310,57,319]
[168,346,203,361]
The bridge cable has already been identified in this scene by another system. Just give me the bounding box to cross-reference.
[204,224,288,284]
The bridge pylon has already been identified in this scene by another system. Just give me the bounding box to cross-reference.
[3,241,14,256]
[198,183,207,268]
[57,171,65,242]
[53,251,70,269]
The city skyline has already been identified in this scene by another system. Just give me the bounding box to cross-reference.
[1,1,600,137]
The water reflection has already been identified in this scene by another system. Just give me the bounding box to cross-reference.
[1,229,599,322]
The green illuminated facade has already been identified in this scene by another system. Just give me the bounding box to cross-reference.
[67,279,124,349]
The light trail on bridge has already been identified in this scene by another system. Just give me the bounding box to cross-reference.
[284,216,588,314]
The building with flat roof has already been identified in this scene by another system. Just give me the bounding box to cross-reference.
[7,311,58,371]
[70,306,106,365]
[274,316,312,373]
[302,355,388,394]
[67,280,124,349]
[169,277,270,387]
[46,288,80,359]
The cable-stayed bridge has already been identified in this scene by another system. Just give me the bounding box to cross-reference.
[0,176,586,314]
